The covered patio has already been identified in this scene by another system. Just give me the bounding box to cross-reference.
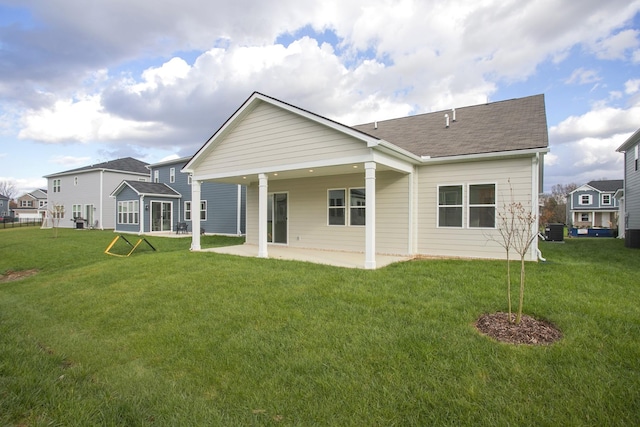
[200,244,412,269]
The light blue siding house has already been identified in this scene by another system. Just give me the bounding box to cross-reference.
[111,157,246,235]
[616,128,640,247]
[566,179,623,237]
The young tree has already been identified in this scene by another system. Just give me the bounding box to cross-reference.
[488,180,538,324]
[0,180,18,200]
[47,203,65,238]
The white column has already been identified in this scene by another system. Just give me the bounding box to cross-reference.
[258,173,268,258]
[191,180,201,251]
[365,162,376,269]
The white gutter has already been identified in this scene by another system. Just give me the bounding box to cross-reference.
[420,147,550,164]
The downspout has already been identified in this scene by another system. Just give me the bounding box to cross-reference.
[140,195,145,234]
[532,153,544,262]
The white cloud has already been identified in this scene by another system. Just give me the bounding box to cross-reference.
[590,29,640,60]
[50,155,92,166]
[625,79,640,94]
[565,68,601,85]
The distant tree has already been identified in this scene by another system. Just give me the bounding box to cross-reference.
[0,180,18,200]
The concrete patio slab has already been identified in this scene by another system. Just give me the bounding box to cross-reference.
[199,244,412,269]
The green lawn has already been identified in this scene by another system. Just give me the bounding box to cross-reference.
[1,228,639,426]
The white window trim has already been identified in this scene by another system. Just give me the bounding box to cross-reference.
[184,201,192,221]
[580,212,590,222]
[200,200,207,221]
[327,188,347,226]
[154,170,159,183]
[170,168,175,183]
[579,194,592,205]
[327,188,366,227]
[467,182,497,229]
[601,194,612,206]
[117,200,139,225]
[72,204,82,219]
[437,184,464,228]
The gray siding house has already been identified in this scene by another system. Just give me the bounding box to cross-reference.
[111,157,246,235]
[566,180,623,235]
[43,157,149,229]
[183,92,548,269]
[617,129,640,247]
[0,194,10,217]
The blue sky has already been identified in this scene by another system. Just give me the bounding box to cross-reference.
[1,0,639,195]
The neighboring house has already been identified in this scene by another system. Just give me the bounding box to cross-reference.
[44,157,149,229]
[0,194,9,217]
[616,128,640,248]
[183,92,549,269]
[13,189,48,221]
[566,180,623,234]
[111,157,246,235]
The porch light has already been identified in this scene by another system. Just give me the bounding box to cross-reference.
[309,169,314,173]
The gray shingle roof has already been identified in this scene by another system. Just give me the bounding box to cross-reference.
[123,181,181,196]
[587,179,624,192]
[45,157,149,177]
[351,94,548,158]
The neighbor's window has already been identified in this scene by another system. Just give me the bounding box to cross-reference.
[117,201,139,224]
[188,175,192,185]
[170,168,175,183]
[580,194,592,205]
[580,213,589,222]
[468,184,496,228]
[154,170,159,183]
[53,179,61,193]
[328,189,346,225]
[350,188,366,226]
[200,201,207,221]
[72,204,82,219]
[185,201,192,220]
[636,145,639,171]
[601,194,611,205]
[438,185,463,227]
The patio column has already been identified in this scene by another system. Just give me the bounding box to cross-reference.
[365,162,376,269]
[190,179,201,251]
[258,173,268,258]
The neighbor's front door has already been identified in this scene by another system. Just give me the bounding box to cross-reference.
[151,201,172,232]
[267,193,287,244]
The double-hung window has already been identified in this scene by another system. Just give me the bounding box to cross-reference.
[601,194,611,206]
[53,179,61,193]
[117,201,139,224]
[438,185,463,227]
[328,189,346,225]
[579,194,592,205]
[468,184,496,228]
[185,201,207,221]
[170,168,175,183]
[327,188,366,226]
[72,204,82,219]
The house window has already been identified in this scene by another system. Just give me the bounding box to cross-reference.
[53,179,61,193]
[188,175,192,185]
[117,201,139,224]
[74,176,78,186]
[72,204,82,219]
[200,201,207,221]
[154,170,159,183]
[170,168,175,183]
[39,200,46,208]
[438,185,463,227]
[328,189,346,225]
[579,194,592,205]
[602,194,612,206]
[636,145,639,171]
[21,200,33,207]
[185,201,192,221]
[580,213,590,222]
[468,184,496,228]
[350,188,366,226]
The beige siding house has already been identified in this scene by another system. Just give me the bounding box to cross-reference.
[184,92,549,269]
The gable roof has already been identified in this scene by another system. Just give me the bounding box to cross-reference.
[617,128,640,152]
[44,157,150,178]
[351,94,548,158]
[110,181,181,198]
[587,179,623,193]
[184,91,549,173]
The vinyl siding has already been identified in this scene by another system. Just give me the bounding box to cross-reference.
[245,171,411,255]
[196,101,371,177]
[626,143,640,229]
[416,157,536,260]
[149,161,245,235]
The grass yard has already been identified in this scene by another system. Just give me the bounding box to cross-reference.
[1,228,639,426]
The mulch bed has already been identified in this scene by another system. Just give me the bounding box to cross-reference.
[475,312,562,345]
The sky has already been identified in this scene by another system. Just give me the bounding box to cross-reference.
[1,0,639,196]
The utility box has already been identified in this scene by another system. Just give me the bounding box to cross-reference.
[545,223,564,242]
